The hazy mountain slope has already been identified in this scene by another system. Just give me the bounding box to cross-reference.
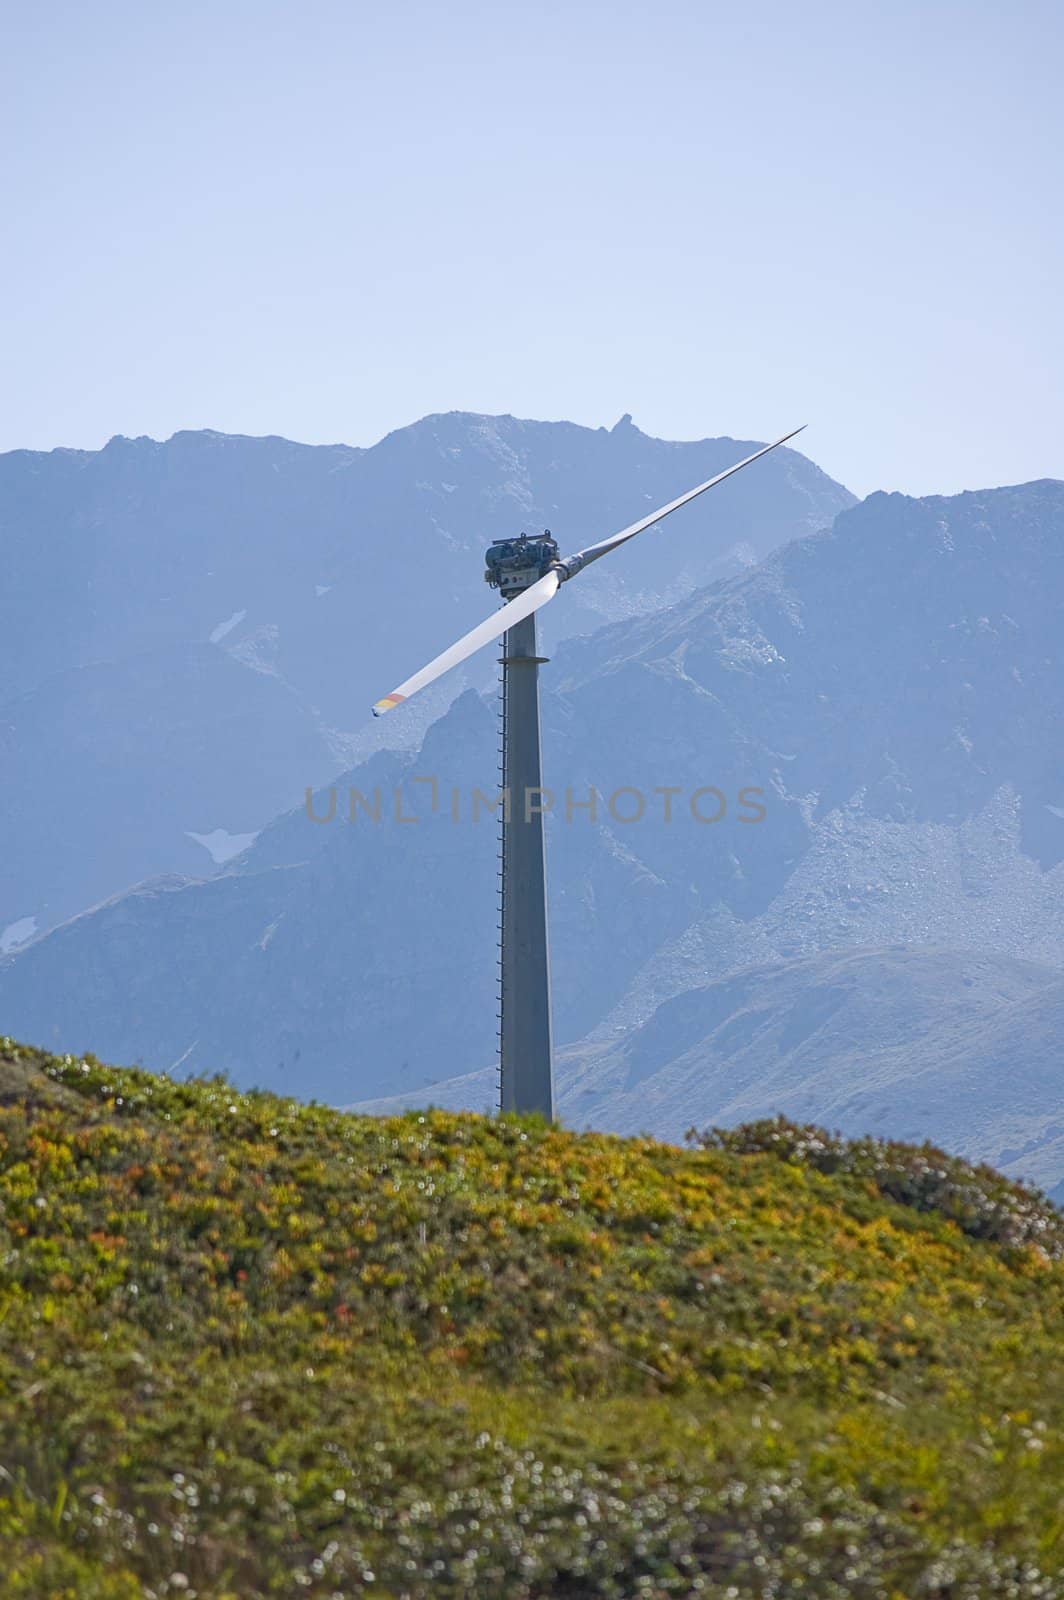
[1,1038,1060,1597]
[551,477,1064,864]
[0,644,339,932]
[354,947,1064,1193]
[0,415,846,940]
[0,697,499,1098]
[3,479,1063,1171]
[562,948,1064,1177]
[537,479,1064,1042]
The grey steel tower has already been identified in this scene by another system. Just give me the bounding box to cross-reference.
[487,536,559,1116]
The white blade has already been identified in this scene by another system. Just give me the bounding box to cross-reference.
[570,426,806,570]
[372,569,561,716]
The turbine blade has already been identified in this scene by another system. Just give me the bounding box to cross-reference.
[372,569,562,716]
[567,425,806,572]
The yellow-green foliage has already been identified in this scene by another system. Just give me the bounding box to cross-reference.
[0,1037,1060,1599]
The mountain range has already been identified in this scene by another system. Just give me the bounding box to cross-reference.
[2,449,1062,1194]
[0,414,847,940]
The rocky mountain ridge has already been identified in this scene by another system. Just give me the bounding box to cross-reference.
[3,476,1063,1188]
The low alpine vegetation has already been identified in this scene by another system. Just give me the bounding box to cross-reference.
[0,1038,1060,1598]
[690,1116,1063,1256]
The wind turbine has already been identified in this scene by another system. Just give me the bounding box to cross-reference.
[373,426,805,1119]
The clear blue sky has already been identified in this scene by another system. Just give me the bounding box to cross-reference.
[3,0,1061,496]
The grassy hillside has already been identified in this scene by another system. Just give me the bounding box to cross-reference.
[0,1038,1061,1599]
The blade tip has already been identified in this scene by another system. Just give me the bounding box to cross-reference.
[372,692,406,716]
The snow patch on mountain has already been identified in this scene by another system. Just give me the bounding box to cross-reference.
[209,609,247,644]
[186,828,259,865]
[0,917,37,955]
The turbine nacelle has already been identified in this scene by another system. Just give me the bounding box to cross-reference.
[484,531,561,599]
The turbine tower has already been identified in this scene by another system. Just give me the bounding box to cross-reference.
[489,536,557,1117]
[373,426,805,1118]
